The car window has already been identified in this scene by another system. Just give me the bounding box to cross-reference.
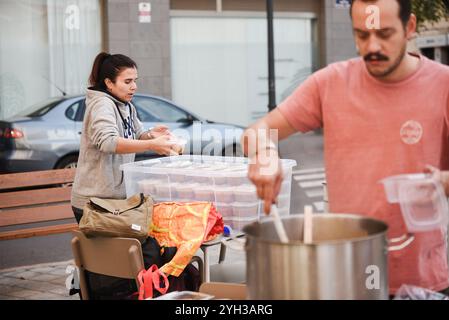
[133,103,160,122]
[65,101,82,121]
[132,96,191,122]
[75,99,86,122]
[14,98,64,118]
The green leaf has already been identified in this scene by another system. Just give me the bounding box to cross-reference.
[413,0,449,28]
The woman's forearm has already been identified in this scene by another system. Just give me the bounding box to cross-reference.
[115,137,154,154]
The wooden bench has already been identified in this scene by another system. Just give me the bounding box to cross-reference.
[0,168,78,241]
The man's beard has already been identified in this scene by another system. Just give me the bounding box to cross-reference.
[365,44,407,78]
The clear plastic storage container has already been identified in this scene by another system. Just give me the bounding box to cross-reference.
[380,173,428,204]
[225,217,259,231]
[381,173,449,232]
[398,178,449,232]
[120,155,297,230]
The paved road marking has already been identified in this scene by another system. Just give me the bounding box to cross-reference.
[292,167,326,212]
[294,173,326,181]
[298,180,326,188]
[305,189,325,198]
[292,168,325,175]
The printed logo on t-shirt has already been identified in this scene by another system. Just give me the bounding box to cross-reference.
[123,114,136,140]
[400,120,423,145]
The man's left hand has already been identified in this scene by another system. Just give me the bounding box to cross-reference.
[425,165,449,197]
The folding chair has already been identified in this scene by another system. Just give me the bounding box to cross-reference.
[71,230,204,300]
[71,230,144,300]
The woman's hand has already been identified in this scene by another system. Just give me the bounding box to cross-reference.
[149,125,170,139]
[149,135,179,156]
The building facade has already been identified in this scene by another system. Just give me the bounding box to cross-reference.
[105,0,358,126]
[415,20,449,65]
[2,0,444,126]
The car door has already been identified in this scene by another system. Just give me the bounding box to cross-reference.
[131,96,202,158]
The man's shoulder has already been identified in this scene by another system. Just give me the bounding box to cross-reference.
[423,56,449,77]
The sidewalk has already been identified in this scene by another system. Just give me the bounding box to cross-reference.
[0,259,79,300]
[0,244,244,300]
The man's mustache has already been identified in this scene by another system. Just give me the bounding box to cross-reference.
[364,53,389,62]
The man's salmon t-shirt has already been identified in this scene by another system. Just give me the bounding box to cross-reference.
[277,54,449,294]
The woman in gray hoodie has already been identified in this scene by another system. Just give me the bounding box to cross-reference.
[71,52,180,223]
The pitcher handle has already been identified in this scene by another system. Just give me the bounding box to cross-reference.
[388,233,415,251]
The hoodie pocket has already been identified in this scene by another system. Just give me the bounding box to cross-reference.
[116,170,124,188]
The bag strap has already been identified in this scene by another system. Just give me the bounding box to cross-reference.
[90,193,146,215]
[138,264,169,300]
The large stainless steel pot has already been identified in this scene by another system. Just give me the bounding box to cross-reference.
[243,213,413,300]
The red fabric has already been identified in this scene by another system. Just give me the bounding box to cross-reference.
[204,205,224,242]
[137,264,169,300]
[149,202,224,276]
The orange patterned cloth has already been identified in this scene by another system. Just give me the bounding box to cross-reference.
[149,202,223,277]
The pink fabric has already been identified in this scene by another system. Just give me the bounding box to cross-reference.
[278,54,449,294]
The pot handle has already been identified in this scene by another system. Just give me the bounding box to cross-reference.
[387,233,415,251]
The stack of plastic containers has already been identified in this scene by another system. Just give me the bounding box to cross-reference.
[120,155,297,231]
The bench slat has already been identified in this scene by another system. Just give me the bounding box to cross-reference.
[0,204,74,227]
[0,223,79,240]
[0,168,76,190]
[0,187,72,209]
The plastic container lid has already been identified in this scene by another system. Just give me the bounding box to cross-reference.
[380,173,428,204]
[398,178,449,232]
[120,155,297,176]
[168,136,187,147]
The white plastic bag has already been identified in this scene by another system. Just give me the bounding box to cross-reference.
[394,284,449,300]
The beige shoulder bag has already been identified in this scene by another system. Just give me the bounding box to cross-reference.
[79,193,153,243]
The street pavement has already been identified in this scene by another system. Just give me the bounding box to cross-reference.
[0,131,324,300]
[0,259,79,300]
[0,245,245,300]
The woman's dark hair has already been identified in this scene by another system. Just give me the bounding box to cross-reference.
[88,52,137,89]
[350,0,412,27]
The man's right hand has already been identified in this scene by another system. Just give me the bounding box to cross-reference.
[248,147,284,215]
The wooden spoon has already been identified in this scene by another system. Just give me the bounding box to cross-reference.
[304,205,313,244]
[271,204,289,243]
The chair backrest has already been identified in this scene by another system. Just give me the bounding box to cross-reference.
[71,230,144,300]
[199,282,247,300]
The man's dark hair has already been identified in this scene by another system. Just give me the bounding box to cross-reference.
[350,0,412,26]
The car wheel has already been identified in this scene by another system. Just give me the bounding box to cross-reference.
[56,155,79,169]
[222,144,244,157]
[55,155,78,187]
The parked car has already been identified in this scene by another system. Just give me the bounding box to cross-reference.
[0,94,244,173]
